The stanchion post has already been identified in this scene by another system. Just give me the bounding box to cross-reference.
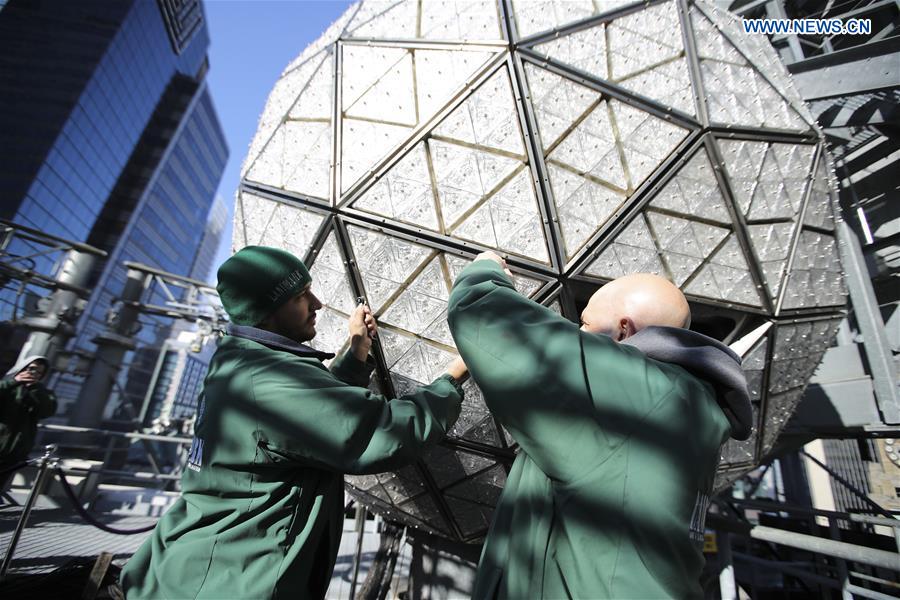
[0,445,58,580]
[349,505,367,599]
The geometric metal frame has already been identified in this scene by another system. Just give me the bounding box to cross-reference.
[236,0,847,540]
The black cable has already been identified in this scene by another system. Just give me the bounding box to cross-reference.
[53,467,157,535]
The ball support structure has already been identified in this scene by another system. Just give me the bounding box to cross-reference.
[235,0,847,542]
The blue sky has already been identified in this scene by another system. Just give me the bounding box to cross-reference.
[204,0,353,279]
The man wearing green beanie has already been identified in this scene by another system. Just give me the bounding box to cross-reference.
[122,245,467,599]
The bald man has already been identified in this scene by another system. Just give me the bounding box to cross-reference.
[447,252,751,600]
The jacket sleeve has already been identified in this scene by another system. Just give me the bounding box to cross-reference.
[251,355,463,475]
[447,261,668,483]
[329,351,376,387]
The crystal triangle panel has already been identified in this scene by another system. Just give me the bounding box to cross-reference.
[691,7,811,131]
[433,68,525,156]
[235,192,325,260]
[352,144,440,230]
[694,0,816,125]
[608,2,695,116]
[305,231,358,357]
[608,1,684,80]
[781,229,846,309]
[532,23,608,80]
[345,0,419,39]
[531,2,695,115]
[344,49,417,125]
[646,212,729,283]
[585,215,665,280]
[512,0,598,39]
[391,339,458,386]
[610,100,689,190]
[424,446,496,490]
[769,318,842,394]
[380,257,450,337]
[548,163,627,260]
[443,465,507,537]
[762,318,841,453]
[550,100,627,190]
[414,48,498,119]
[683,235,762,306]
[341,44,498,192]
[524,63,601,151]
[419,0,503,40]
[802,158,836,231]
[717,139,768,216]
[244,49,333,186]
[719,139,817,304]
[760,388,804,456]
[430,138,521,228]
[346,225,433,312]
[747,222,795,299]
[649,148,731,225]
[281,121,333,200]
[451,169,551,263]
[309,231,356,315]
[721,337,768,466]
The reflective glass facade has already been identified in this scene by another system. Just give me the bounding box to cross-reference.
[55,87,227,417]
[0,0,209,316]
[0,0,227,417]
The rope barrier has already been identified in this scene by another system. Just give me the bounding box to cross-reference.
[53,467,157,535]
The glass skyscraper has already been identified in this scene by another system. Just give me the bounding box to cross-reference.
[0,0,228,418]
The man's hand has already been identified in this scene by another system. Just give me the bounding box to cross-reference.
[14,371,40,388]
[445,356,469,383]
[349,304,378,361]
[473,251,513,279]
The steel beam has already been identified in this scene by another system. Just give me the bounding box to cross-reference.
[835,216,900,424]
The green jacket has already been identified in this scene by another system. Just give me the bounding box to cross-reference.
[122,326,462,599]
[0,378,57,464]
[448,262,744,600]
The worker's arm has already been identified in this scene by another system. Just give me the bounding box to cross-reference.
[447,259,665,482]
[252,356,463,475]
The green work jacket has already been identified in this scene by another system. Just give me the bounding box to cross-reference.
[448,262,735,600]
[122,327,462,599]
[0,378,57,464]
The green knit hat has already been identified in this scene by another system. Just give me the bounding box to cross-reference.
[216,246,312,326]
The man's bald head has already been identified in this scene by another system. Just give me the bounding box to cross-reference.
[580,273,691,341]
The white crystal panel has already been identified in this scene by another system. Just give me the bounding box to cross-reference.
[802,158,836,231]
[650,149,731,224]
[607,1,683,81]
[524,63,600,150]
[512,0,596,39]
[691,8,810,131]
[586,216,665,279]
[781,230,846,309]
[353,144,439,230]
[533,24,608,81]
[235,192,325,260]
[549,163,626,259]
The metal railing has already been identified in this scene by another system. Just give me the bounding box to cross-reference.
[715,496,900,599]
[0,424,196,581]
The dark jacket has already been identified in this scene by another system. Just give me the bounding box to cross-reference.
[122,325,462,600]
[0,355,56,464]
[448,261,751,600]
